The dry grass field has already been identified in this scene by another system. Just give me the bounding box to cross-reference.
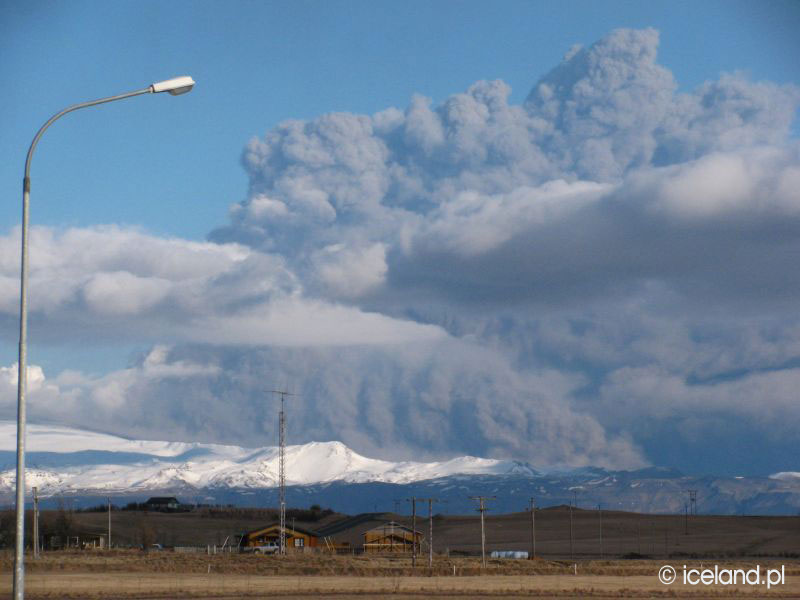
[1,552,800,598]
[2,507,798,598]
[67,506,800,558]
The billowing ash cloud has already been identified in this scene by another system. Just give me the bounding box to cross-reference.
[2,28,799,472]
[0,343,644,469]
[212,28,799,312]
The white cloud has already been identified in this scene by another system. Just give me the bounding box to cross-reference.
[83,271,171,315]
[0,225,442,346]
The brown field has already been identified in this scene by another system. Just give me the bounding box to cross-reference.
[65,506,800,558]
[2,507,798,598]
[1,553,800,598]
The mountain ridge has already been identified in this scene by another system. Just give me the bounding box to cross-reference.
[2,421,799,515]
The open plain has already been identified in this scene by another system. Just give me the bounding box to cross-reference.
[2,507,799,598]
[65,506,800,558]
[1,553,800,598]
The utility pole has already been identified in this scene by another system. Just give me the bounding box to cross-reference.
[569,493,575,560]
[687,490,697,516]
[684,502,688,535]
[637,519,641,555]
[32,487,39,559]
[428,498,433,569]
[528,497,536,560]
[470,496,495,568]
[412,497,440,569]
[407,497,417,568]
[107,497,112,550]
[598,504,603,559]
[271,389,295,556]
[651,521,655,555]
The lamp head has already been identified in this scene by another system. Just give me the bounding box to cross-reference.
[150,76,195,96]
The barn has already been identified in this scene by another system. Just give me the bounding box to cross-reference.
[240,524,320,552]
[362,521,422,554]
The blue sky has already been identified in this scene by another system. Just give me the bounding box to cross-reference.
[1,1,799,476]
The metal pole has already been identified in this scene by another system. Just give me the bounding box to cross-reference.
[428,498,433,569]
[684,503,688,535]
[270,390,295,557]
[651,521,656,556]
[14,85,152,600]
[480,500,486,567]
[569,502,573,560]
[279,394,285,555]
[411,497,417,568]
[529,497,536,559]
[637,519,641,555]
[108,497,111,549]
[32,487,38,559]
[598,504,603,559]
[469,496,493,568]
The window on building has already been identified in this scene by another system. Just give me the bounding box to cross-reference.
[294,537,304,547]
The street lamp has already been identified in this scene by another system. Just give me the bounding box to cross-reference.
[13,76,195,600]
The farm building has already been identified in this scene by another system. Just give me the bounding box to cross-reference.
[363,521,422,554]
[240,524,320,552]
[145,497,181,511]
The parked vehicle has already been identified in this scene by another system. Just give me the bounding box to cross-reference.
[244,542,279,554]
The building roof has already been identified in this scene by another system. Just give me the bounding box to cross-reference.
[316,512,392,537]
[363,521,421,536]
[242,523,321,538]
[145,497,179,504]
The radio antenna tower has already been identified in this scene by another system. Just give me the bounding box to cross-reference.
[271,389,295,556]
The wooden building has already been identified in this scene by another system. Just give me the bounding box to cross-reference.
[363,521,422,554]
[240,524,320,552]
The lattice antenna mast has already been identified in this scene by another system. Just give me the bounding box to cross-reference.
[271,389,295,556]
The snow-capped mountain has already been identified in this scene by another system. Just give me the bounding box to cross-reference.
[0,421,535,497]
[2,421,800,515]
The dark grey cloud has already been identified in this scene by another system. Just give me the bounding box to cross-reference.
[0,341,646,469]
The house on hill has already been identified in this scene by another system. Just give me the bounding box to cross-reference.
[363,521,422,554]
[145,497,181,511]
[240,524,320,552]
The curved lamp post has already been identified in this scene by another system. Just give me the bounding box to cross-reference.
[13,76,195,599]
